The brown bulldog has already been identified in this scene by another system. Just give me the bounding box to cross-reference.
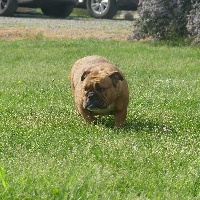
[70,55,129,127]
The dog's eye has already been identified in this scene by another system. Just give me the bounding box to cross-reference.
[99,88,105,92]
[96,84,105,92]
[84,86,89,91]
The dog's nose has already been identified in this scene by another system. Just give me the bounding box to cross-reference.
[88,92,95,100]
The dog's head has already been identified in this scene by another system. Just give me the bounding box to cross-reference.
[81,69,124,112]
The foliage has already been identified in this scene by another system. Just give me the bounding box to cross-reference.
[187,0,200,45]
[129,0,197,42]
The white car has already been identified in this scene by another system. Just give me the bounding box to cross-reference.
[76,0,139,19]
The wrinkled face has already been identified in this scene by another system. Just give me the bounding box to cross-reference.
[82,73,118,111]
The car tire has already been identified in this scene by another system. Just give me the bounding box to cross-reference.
[86,0,118,19]
[41,4,74,18]
[0,0,18,16]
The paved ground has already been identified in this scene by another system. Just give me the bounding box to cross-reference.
[0,12,135,41]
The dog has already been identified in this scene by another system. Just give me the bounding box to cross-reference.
[70,55,129,127]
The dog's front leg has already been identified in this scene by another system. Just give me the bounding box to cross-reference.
[79,107,96,123]
[114,110,127,127]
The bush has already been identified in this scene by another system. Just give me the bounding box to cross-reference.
[187,0,200,45]
[128,0,191,41]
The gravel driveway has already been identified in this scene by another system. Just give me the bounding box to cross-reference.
[0,13,134,41]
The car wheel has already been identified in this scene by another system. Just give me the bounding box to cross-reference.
[86,0,118,19]
[0,0,18,16]
[41,4,74,18]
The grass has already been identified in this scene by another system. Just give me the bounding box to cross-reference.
[0,38,199,199]
[72,8,90,17]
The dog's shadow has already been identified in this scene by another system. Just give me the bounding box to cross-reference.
[96,116,175,134]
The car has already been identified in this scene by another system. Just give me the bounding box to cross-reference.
[76,0,139,19]
[0,0,78,18]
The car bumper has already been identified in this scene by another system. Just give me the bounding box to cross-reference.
[116,0,138,7]
[18,0,78,6]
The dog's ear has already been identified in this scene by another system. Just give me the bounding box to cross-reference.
[109,71,124,87]
[81,71,91,81]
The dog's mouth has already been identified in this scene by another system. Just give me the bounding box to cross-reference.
[84,102,114,115]
[84,100,105,111]
[83,92,105,111]
[85,103,98,111]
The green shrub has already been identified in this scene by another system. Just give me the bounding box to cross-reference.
[128,0,191,41]
[187,0,200,45]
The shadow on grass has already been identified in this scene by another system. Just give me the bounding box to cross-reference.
[149,38,191,47]
[96,116,176,134]
[125,118,171,133]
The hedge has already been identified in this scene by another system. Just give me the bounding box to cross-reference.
[128,0,200,45]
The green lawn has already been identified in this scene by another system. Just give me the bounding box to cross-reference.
[0,39,199,199]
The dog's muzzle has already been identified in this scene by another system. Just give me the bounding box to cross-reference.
[84,92,104,111]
